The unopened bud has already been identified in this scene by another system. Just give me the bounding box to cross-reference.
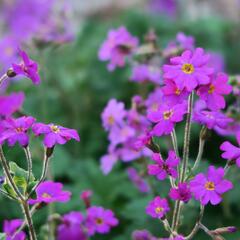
[6,69,17,78]
[80,190,92,209]
[200,127,210,140]
[46,146,55,158]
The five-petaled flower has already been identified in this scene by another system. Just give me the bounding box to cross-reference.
[189,166,233,205]
[32,122,80,148]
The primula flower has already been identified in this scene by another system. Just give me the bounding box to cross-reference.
[100,151,118,175]
[163,48,214,91]
[3,219,26,240]
[98,26,138,71]
[197,73,232,110]
[0,92,25,117]
[132,229,157,240]
[145,88,164,112]
[220,132,240,167]
[146,196,170,219]
[176,32,195,50]
[189,166,233,205]
[0,116,35,147]
[101,99,126,130]
[148,151,180,180]
[12,49,40,84]
[32,122,80,148]
[57,212,87,240]
[86,206,118,235]
[127,167,150,193]
[28,181,71,204]
[130,64,161,84]
[147,102,187,136]
[169,182,192,203]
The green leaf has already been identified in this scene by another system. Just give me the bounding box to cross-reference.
[9,162,35,182]
[0,233,6,240]
[2,183,16,198]
[13,176,27,192]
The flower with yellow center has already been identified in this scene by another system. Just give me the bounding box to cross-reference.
[175,88,181,95]
[181,63,194,74]
[96,218,103,225]
[42,193,51,198]
[15,127,23,133]
[208,84,215,94]
[205,181,215,191]
[155,207,163,214]
[163,110,173,120]
[108,116,115,125]
[51,125,60,133]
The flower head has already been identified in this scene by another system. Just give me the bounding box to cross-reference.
[98,26,138,71]
[3,219,26,240]
[28,181,71,204]
[169,182,192,203]
[197,73,232,110]
[132,229,157,240]
[189,166,233,205]
[100,151,119,175]
[86,206,118,235]
[12,49,40,84]
[0,116,35,147]
[32,122,80,148]
[148,150,179,180]
[163,48,214,91]
[146,196,170,219]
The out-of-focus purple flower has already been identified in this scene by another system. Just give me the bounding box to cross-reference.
[0,92,24,117]
[98,26,138,71]
[86,206,118,235]
[189,166,233,205]
[146,196,170,219]
[0,116,35,147]
[176,32,195,50]
[3,219,26,240]
[127,167,150,193]
[197,73,232,110]
[12,49,40,84]
[130,64,161,84]
[29,181,71,204]
[147,102,187,136]
[169,182,192,203]
[80,190,93,208]
[134,131,152,151]
[161,236,184,240]
[101,99,126,131]
[163,48,214,91]
[220,132,240,167]
[148,150,179,180]
[32,122,80,148]
[149,0,177,18]
[57,211,87,240]
[208,52,225,72]
[100,151,119,175]
[145,88,164,112]
[132,229,157,240]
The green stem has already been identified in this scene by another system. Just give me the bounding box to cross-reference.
[171,129,179,157]
[24,147,33,184]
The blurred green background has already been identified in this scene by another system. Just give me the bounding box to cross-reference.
[1,3,240,239]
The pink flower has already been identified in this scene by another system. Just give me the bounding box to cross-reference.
[0,92,25,117]
[80,190,92,208]
[163,48,214,91]
[147,102,187,136]
[101,99,126,131]
[169,182,192,203]
[3,219,26,240]
[148,150,180,180]
[0,116,35,147]
[189,166,233,205]
[32,122,80,148]
[197,73,232,110]
[98,26,138,71]
[132,229,157,240]
[220,132,240,167]
[28,181,71,204]
[146,196,170,219]
[12,49,40,84]
[100,151,118,175]
[145,88,164,112]
[176,32,195,50]
[86,206,118,235]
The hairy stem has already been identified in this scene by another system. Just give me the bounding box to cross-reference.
[24,147,33,184]
[0,73,8,86]
[171,129,179,157]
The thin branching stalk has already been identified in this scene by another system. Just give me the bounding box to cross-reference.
[171,129,179,157]
[24,146,33,183]
[0,188,17,200]
[0,73,8,86]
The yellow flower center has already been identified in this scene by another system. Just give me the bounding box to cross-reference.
[15,127,23,133]
[205,181,215,191]
[155,207,163,214]
[151,103,159,112]
[42,193,51,198]
[108,116,115,125]
[175,88,181,95]
[51,125,60,133]
[163,110,173,120]
[182,63,194,74]
[96,218,103,225]
[208,84,215,94]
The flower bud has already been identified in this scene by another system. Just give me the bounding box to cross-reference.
[6,69,17,78]
[46,146,55,158]
[80,190,92,209]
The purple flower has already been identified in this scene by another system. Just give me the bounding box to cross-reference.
[0,92,25,117]
[32,122,80,148]
[3,219,26,240]
[0,116,35,147]
[189,166,233,205]
[127,167,150,193]
[220,132,240,167]
[98,26,138,71]
[163,48,214,91]
[132,229,157,240]
[57,212,87,240]
[169,182,192,203]
[197,73,232,110]
[28,181,71,204]
[147,102,187,136]
[149,0,177,18]
[100,151,118,175]
[86,206,118,235]
[148,151,180,180]
[176,32,195,50]
[145,88,164,112]
[12,49,40,84]
[101,99,126,130]
[146,196,170,219]
[130,64,161,84]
